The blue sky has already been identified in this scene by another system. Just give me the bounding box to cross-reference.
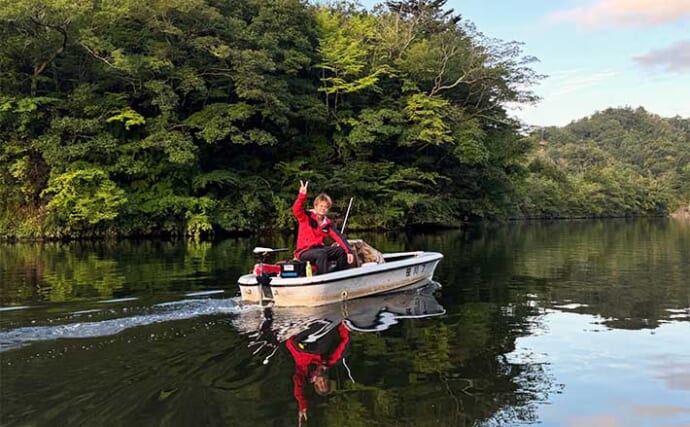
[357,0,690,126]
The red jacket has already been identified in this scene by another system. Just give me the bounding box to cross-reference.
[292,192,351,258]
[285,323,350,411]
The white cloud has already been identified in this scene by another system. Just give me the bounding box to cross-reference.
[545,70,620,98]
[634,39,690,73]
[547,0,690,28]
[506,68,624,126]
[651,357,690,391]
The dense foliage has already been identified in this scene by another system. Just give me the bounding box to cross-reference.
[520,107,690,219]
[0,0,540,238]
[1,0,686,239]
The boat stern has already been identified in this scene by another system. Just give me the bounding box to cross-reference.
[238,273,262,304]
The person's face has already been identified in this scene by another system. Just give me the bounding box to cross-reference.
[314,201,330,217]
[313,375,329,393]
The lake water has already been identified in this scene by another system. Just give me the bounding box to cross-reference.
[1,219,689,426]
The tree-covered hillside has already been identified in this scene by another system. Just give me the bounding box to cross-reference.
[1,0,686,240]
[519,107,690,219]
[0,0,541,239]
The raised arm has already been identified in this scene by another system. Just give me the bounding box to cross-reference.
[292,180,309,221]
[286,338,309,413]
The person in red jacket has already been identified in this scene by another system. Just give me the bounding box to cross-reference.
[293,180,354,274]
[286,321,351,425]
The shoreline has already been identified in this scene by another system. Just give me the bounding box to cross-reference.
[2,214,685,243]
[671,205,690,219]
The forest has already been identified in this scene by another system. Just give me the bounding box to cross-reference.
[1,0,688,239]
[522,107,690,219]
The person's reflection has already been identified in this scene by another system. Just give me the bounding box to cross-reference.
[285,321,350,425]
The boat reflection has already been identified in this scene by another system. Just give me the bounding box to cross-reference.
[231,279,445,357]
[230,280,445,424]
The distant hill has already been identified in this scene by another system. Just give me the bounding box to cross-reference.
[517,107,690,218]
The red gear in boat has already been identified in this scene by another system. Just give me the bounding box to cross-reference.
[292,192,351,260]
[285,323,350,412]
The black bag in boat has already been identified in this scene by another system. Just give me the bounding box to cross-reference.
[280,260,306,278]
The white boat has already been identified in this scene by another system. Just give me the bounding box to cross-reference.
[237,247,443,307]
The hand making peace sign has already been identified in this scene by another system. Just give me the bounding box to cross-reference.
[299,180,309,194]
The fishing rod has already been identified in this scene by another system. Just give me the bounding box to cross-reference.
[341,197,354,234]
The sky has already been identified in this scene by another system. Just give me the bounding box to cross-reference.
[358,0,690,127]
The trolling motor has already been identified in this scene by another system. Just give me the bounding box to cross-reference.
[252,247,289,286]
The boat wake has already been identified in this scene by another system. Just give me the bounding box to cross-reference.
[0,297,255,352]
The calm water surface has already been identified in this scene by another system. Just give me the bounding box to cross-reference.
[1,219,689,426]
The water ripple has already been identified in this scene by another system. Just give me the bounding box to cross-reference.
[0,298,251,352]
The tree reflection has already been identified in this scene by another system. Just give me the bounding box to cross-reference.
[2,220,686,426]
[0,240,254,305]
[231,282,553,426]
[416,219,690,328]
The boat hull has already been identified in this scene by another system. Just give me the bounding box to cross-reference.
[238,251,443,307]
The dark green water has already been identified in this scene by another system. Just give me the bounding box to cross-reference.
[1,219,689,426]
